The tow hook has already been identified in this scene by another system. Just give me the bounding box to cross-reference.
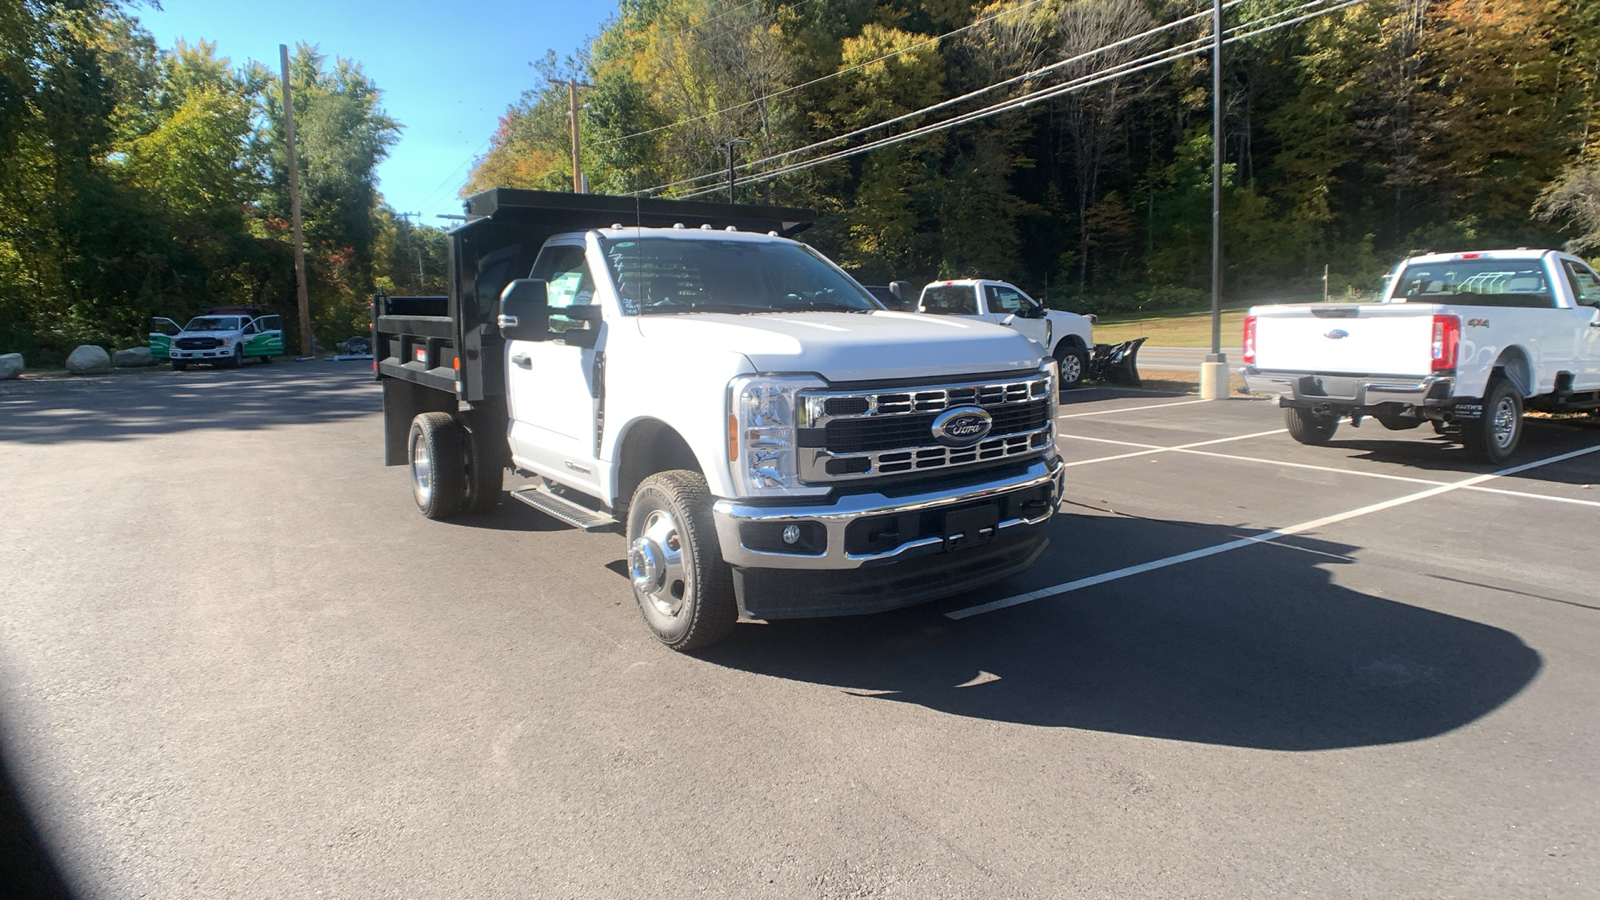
[1350,413,1363,428]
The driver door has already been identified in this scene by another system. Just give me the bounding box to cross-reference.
[506,242,604,493]
[148,317,181,360]
[986,284,1048,348]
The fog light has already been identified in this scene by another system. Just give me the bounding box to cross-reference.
[782,525,800,545]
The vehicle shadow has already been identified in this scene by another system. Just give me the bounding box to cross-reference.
[1324,418,1600,479]
[0,365,377,445]
[700,511,1542,751]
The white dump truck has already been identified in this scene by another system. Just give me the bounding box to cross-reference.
[375,190,1065,650]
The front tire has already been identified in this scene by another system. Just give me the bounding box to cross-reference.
[1461,379,1522,464]
[625,471,737,652]
[409,412,466,520]
[1054,342,1088,391]
[227,345,244,368]
[1285,407,1339,445]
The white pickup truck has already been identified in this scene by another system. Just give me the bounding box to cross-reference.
[151,311,284,369]
[376,190,1064,651]
[1242,249,1600,462]
[917,279,1096,388]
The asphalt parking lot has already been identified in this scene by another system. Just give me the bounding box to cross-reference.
[0,365,1597,898]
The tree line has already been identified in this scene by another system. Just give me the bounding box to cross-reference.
[472,0,1600,313]
[5,0,1600,365]
[0,0,443,363]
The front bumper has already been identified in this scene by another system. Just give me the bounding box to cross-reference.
[170,347,235,360]
[712,456,1064,619]
[1241,367,1455,408]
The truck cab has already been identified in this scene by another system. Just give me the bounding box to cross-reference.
[917,279,1095,388]
[376,190,1064,651]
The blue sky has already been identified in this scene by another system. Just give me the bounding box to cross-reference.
[137,0,620,224]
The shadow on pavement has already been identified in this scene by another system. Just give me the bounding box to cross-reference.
[0,744,73,899]
[702,511,1541,751]
[0,365,377,445]
[1288,419,1600,478]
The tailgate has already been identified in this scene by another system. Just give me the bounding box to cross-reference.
[1253,305,1437,376]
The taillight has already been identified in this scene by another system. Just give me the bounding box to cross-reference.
[1432,315,1460,371]
[1242,315,1257,365]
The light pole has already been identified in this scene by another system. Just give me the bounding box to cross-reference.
[1200,0,1229,399]
[717,139,748,204]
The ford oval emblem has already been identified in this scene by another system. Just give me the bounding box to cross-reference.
[932,406,993,447]
[1325,329,1349,340]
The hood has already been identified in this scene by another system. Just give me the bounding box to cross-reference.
[635,310,1043,382]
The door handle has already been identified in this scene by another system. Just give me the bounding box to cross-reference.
[511,354,532,368]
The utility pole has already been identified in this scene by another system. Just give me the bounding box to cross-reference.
[551,78,593,193]
[717,139,748,204]
[398,211,424,291]
[1199,0,1228,400]
[280,44,314,359]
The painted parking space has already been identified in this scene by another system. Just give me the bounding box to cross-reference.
[959,394,1600,624]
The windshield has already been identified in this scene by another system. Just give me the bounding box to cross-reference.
[600,237,878,315]
[1389,260,1553,307]
[182,317,244,331]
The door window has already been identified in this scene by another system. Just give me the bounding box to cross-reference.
[987,285,1031,314]
[532,245,595,310]
[1562,260,1600,308]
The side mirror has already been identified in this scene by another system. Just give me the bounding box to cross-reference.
[498,279,550,341]
[888,281,912,306]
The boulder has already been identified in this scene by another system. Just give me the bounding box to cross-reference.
[0,353,21,380]
[113,347,155,367]
[65,345,111,376]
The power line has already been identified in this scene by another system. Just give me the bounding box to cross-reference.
[671,0,1369,198]
[591,0,1052,149]
[646,0,1243,195]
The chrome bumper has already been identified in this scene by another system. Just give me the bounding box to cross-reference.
[712,456,1064,571]
[1241,368,1454,407]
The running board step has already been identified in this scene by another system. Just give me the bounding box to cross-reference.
[508,486,618,532]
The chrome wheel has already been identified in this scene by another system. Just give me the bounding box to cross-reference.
[1059,353,1082,384]
[410,430,434,508]
[629,508,688,620]
[1491,396,1518,450]
[625,471,736,651]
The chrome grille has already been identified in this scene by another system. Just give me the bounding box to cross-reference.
[799,373,1053,483]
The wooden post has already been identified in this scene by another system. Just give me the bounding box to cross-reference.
[568,79,583,194]
[551,78,591,193]
[280,44,313,358]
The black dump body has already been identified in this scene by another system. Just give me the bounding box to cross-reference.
[374,188,813,464]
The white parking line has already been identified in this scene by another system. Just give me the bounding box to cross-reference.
[1058,399,1208,419]
[1061,429,1287,468]
[947,443,1600,620]
[1065,435,1600,508]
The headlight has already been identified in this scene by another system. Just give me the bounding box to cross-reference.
[727,374,828,497]
[218,337,233,346]
[1041,358,1059,440]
